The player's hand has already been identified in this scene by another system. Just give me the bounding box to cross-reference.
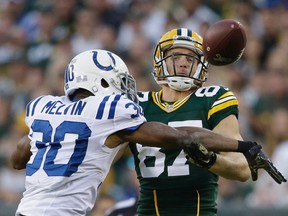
[243,144,287,184]
[183,143,217,169]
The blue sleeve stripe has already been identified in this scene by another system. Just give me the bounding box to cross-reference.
[123,124,143,133]
[26,100,32,117]
[26,96,44,117]
[31,96,44,116]
[96,96,110,119]
[108,94,121,119]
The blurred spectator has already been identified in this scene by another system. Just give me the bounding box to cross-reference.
[131,0,168,44]
[0,7,26,65]
[117,0,169,53]
[177,0,220,33]
[83,0,124,31]
[256,3,282,68]
[51,0,77,33]
[246,108,288,207]
[5,59,30,121]
[45,38,72,96]
[251,47,288,141]
[123,33,157,91]
[97,24,119,54]
[117,8,144,53]
[25,5,58,68]
[231,0,264,38]
[242,33,264,72]
[224,61,257,140]
[70,7,102,56]
[24,65,49,99]
[0,78,14,139]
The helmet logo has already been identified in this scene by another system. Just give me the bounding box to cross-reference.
[92,51,116,71]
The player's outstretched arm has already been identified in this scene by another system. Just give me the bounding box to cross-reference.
[178,126,287,184]
[119,122,254,152]
[10,135,32,170]
[118,122,237,150]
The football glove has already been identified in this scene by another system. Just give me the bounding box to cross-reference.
[243,144,287,184]
[183,142,217,169]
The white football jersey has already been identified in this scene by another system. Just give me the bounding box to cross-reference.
[16,94,146,216]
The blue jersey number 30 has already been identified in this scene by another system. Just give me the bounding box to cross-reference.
[26,119,92,177]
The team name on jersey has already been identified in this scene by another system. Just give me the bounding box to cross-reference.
[41,100,87,116]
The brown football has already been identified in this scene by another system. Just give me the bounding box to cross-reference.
[203,19,246,66]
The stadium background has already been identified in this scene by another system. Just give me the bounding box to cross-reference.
[0,0,287,215]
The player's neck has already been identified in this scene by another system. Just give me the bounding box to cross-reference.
[160,86,195,102]
[72,89,94,100]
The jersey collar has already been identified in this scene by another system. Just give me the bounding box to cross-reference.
[152,90,192,113]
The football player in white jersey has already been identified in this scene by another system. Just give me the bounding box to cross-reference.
[11,49,285,216]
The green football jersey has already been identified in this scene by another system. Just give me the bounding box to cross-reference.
[129,85,239,216]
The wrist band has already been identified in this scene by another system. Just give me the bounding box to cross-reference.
[237,141,257,153]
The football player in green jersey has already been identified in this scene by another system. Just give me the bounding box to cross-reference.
[129,28,255,216]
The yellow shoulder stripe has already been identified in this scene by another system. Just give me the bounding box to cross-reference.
[208,99,238,119]
[218,91,235,99]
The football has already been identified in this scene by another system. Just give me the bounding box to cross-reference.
[202,19,247,66]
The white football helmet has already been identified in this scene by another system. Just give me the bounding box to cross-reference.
[64,49,138,103]
[153,28,209,91]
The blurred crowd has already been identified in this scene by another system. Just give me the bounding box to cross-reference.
[0,0,288,215]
